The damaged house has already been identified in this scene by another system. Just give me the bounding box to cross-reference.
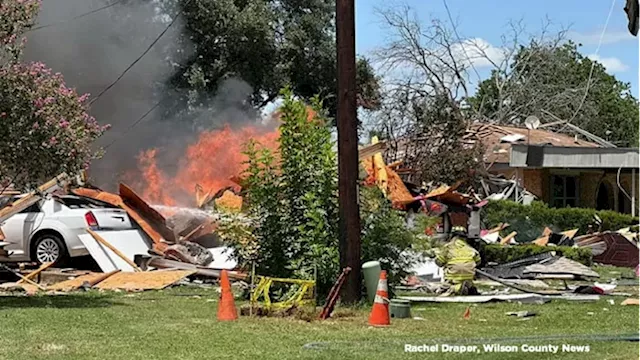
[385,123,639,215]
[470,123,639,215]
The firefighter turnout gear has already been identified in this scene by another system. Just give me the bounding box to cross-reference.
[435,237,481,295]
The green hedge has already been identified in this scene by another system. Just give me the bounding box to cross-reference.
[483,200,638,242]
[484,244,593,266]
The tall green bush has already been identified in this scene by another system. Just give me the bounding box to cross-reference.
[483,200,638,242]
[238,88,417,299]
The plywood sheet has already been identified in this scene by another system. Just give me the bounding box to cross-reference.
[48,272,107,291]
[79,230,150,272]
[95,270,195,290]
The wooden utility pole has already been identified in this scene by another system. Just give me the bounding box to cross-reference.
[336,0,361,303]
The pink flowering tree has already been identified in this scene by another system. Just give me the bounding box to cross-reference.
[0,0,40,64]
[0,0,109,190]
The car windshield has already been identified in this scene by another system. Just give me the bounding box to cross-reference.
[55,196,118,209]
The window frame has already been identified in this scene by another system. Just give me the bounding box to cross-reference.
[550,175,579,208]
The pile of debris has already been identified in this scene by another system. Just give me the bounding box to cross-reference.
[0,172,243,295]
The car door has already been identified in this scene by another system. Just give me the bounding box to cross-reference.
[1,201,43,258]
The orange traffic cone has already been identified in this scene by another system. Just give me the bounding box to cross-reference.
[217,270,238,321]
[463,306,471,320]
[368,270,390,326]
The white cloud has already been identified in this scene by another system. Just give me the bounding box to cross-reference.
[569,30,633,45]
[451,38,506,69]
[587,54,629,72]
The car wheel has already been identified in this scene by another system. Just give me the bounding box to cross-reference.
[32,233,68,265]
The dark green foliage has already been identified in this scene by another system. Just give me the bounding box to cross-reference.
[360,186,417,286]
[468,41,639,147]
[483,200,638,242]
[242,88,416,299]
[173,0,381,118]
[484,244,593,266]
[242,88,338,294]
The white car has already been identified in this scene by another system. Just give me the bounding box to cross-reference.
[0,194,138,265]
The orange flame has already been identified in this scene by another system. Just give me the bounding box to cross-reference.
[131,124,279,206]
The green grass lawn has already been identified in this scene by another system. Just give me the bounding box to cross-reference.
[0,285,637,360]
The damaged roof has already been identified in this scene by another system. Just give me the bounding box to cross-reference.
[465,123,600,164]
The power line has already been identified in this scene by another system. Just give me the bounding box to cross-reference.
[559,0,617,131]
[103,100,162,149]
[89,8,185,106]
[29,0,125,32]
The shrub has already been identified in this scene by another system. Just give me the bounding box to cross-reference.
[483,200,638,242]
[360,186,417,285]
[240,88,417,299]
[483,244,593,266]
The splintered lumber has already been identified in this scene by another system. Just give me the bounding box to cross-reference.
[561,229,579,240]
[195,184,214,208]
[142,256,248,281]
[181,220,217,242]
[358,141,386,160]
[0,173,70,223]
[18,262,54,284]
[72,188,170,252]
[542,227,553,237]
[94,270,196,291]
[500,231,517,245]
[0,263,46,291]
[48,270,120,291]
[533,236,550,246]
[621,298,640,306]
[386,166,414,206]
[487,223,509,234]
[86,229,142,272]
[119,183,175,242]
[370,137,389,195]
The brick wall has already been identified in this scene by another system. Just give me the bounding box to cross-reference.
[492,168,546,200]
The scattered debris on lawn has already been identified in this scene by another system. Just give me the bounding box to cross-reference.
[621,298,640,306]
[94,270,196,291]
[506,311,536,318]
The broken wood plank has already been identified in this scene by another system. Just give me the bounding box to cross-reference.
[542,227,553,237]
[561,229,579,240]
[18,262,54,284]
[621,298,639,306]
[500,231,517,245]
[119,183,176,242]
[0,173,70,224]
[0,263,46,290]
[358,141,386,160]
[140,256,248,281]
[195,184,214,208]
[72,188,169,252]
[86,229,142,272]
[48,270,121,291]
[533,236,550,246]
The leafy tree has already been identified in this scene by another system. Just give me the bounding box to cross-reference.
[172,0,381,118]
[468,41,639,147]
[0,0,108,190]
[0,0,40,65]
[239,88,415,298]
[242,88,339,294]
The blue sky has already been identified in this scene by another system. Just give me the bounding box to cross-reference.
[355,0,640,97]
